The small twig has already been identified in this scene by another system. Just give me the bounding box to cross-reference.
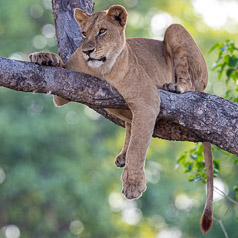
[214,186,238,205]
[217,219,229,238]
[221,207,230,221]
[214,216,229,238]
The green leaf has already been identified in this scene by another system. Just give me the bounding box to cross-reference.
[189,175,201,182]
[233,185,238,192]
[197,144,204,155]
[190,154,197,160]
[211,63,223,70]
[233,98,238,103]
[224,55,230,64]
[233,158,238,165]
[213,160,220,171]
[226,68,234,78]
[177,153,187,164]
[187,162,193,171]
[229,56,238,67]
[209,42,219,54]
[228,42,235,53]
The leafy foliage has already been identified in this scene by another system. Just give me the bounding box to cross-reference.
[177,143,220,183]
[210,40,238,102]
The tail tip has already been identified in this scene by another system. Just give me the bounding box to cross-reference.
[200,210,213,234]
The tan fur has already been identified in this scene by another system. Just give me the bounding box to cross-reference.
[29,5,213,233]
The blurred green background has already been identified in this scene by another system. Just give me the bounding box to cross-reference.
[0,0,238,237]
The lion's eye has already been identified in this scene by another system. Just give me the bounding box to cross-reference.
[82,32,87,38]
[98,28,107,36]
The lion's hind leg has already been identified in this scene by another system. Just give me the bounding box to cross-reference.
[163,45,195,93]
[115,122,131,168]
[105,109,132,168]
[163,24,207,93]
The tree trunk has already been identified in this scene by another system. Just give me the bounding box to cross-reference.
[52,0,94,63]
[0,0,237,156]
[51,0,124,127]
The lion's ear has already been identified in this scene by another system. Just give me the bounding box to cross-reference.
[106,5,127,27]
[74,8,91,28]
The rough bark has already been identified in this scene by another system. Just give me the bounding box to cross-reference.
[52,0,94,63]
[0,56,238,156]
[0,0,237,157]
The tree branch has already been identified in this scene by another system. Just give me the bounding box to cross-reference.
[0,0,237,158]
[0,56,238,156]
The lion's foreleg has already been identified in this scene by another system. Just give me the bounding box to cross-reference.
[29,52,69,107]
[121,103,159,199]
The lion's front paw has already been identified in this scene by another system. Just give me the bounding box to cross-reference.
[163,83,184,94]
[29,52,63,67]
[121,167,146,199]
[115,153,126,168]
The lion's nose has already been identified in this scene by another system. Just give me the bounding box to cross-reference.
[82,49,95,56]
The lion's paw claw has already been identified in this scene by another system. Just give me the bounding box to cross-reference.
[29,52,62,67]
[121,167,146,199]
[115,154,126,168]
[163,83,183,94]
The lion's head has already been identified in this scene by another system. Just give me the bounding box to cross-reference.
[74,5,127,70]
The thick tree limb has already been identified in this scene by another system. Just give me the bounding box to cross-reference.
[0,56,238,156]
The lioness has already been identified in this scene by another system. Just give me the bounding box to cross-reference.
[29,5,213,234]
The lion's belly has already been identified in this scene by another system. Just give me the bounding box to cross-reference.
[105,108,132,123]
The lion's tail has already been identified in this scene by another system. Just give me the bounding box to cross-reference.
[200,142,213,234]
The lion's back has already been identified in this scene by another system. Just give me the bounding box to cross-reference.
[126,38,173,87]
